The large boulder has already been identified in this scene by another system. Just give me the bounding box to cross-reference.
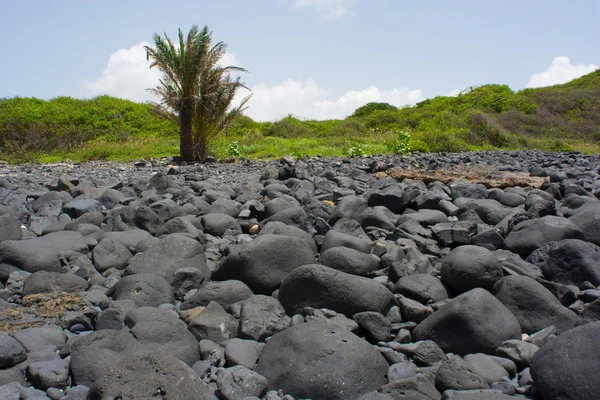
[395,274,448,304]
[531,321,600,400]
[106,273,175,307]
[0,231,88,273]
[526,239,600,287]
[504,216,585,258]
[213,234,315,294]
[125,234,209,281]
[238,295,291,342]
[22,271,88,296]
[201,213,242,236]
[492,275,577,334]
[87,351,217,399]
[69,330,147,386]
[569,202,600,246]
[278,264,395,317]
[412,288,521,355]
[124,307,200,366]
[441,245,504,294]
[255,321,389,400]
[92,237,133,273]
[321,229,372,254]
[319,246,380,276]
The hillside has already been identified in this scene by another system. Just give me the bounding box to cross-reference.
[1,70,599,162]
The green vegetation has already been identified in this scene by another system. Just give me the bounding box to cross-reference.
[1,69,599,163]
[145,24,251,162]
[0,96,178,162]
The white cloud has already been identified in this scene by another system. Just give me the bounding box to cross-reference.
[81,43,240,102]
[82,42,423,121]
[446,89,461,97]
[285,0,356,22]
[218,52,241,68]
[81,42,161,102]
[526,56,598,88]
[242,79,423,121]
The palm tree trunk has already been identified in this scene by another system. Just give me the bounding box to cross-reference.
[179,103,194,162]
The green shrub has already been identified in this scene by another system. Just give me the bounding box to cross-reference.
[410,139,430,152]
[385,130,412,154]
[228,141,241,157]
[343,143,366,157]
[547,139,574,152]
[265,115,315,138]
[352,102,397,117]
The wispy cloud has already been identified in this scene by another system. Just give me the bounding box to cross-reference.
[285,0,356,22]
[526,56,598,88]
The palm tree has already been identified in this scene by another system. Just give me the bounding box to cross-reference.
[192,41,251,161]
[145,25,251,162]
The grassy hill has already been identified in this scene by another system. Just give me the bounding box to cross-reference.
[1,70,599,163]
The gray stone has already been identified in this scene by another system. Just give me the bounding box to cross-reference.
[0,208,21,243]
[353,311,392,343]
[92,237,133,272]
[188,301,238,344]
[492,275,577,334]
[387,362,417,382]
[0,231,88,273]
[526,239,600,287]
[504,216,585,258]
[238,295,291,342]
[26,357,70,390]
[432,221,477,247]
[397,209,448,227]
[69,330,147,386]
[441,245,504,294]
[125,233,209,281]
[435,357,490,392]
[124,307,200,366]
[181,280,254,310]
[222,338,263,369]
[256,321,389,400]
[413,289,521,355]
[321,229,372,253]
[279,264,395,317]
[199,339,225,367]
[380,376,442,400]
[569,201,600,246]
[531,321,600,400]
[495,340,539,370]
[22,271,88,296]
[319,246,379,276]
[395,274,448,304]
[217,365,268,400]
[213,234,316,294]
[0,332,27,368]
[106,273,175,307]
[87,351,217,399]
[63,199,101,218]
[463,353,510,385]
[12,326,66,353]
[202,213,242,236]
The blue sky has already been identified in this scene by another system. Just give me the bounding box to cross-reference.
[1,0,598,120]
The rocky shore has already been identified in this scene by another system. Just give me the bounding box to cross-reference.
[0,150,599,400]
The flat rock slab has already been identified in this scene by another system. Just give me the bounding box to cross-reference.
[382,166,545,189]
